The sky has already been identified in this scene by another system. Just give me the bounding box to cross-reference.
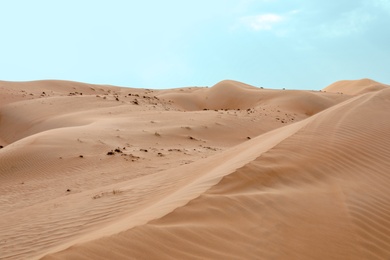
[1,0,390,90]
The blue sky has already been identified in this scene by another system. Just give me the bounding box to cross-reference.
[1,0,389,90]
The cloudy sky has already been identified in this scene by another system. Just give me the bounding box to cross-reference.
[1,0,389,89]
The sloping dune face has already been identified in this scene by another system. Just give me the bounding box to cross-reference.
[0,79,389,259]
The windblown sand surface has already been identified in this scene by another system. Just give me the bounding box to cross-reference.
[0,78,389,259]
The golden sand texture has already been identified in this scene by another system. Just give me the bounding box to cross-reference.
[0,79,389,259]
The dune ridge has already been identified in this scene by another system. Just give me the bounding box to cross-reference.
[0,79,389,259]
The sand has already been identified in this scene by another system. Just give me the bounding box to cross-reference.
[0,79,389,259]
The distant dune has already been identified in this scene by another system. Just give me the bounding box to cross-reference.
[322,78,389,95]
[0,79,389,259]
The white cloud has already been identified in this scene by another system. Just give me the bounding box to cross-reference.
[240,14,284,31]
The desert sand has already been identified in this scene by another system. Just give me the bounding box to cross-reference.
[0,78,389,259]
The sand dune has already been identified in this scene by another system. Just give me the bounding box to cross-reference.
[0,79,389,259]
[323,78,389,95]
[160,80,349,115]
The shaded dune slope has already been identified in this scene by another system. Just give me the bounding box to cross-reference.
[44,89,390,259]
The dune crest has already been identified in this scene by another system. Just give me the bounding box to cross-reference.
[1,79,389,259]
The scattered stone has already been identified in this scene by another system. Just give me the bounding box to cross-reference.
[93,194,102,199]
[66,189,71,192]
[247,136,251,140]
[107,151,115,155]
[124,154,141,162]
[79,155,84,158]
[168,148,182,152]
[0,145,3,149]
[140,149,148,152]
